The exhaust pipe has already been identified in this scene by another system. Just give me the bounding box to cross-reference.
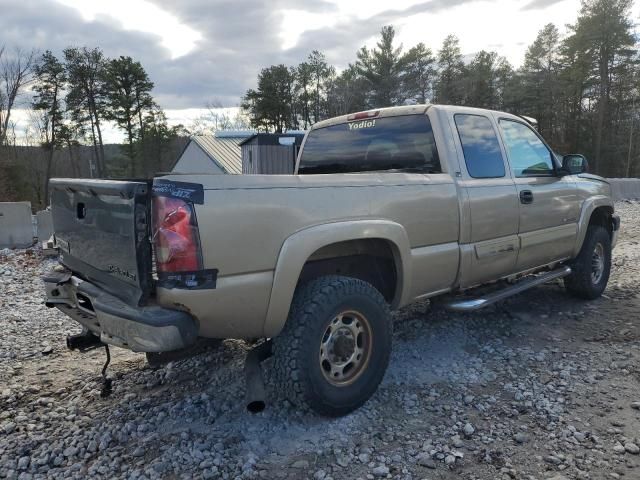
[244,341,272,414]
[67,330,103,352]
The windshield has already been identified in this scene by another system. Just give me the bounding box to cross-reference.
[298,115,441,174]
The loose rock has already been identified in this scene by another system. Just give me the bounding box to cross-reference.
[0,202,639,480]
[372,465,389,477]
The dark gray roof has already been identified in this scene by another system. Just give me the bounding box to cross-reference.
[239,132,306,146]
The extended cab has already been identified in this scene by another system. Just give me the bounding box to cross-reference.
[44,105,619,416]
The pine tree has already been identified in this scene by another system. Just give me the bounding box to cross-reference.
[242,65,296,132]
[325,64,368,117]
[519,24,561,143]
[404,43,436,104]
[568,0,635,173]
[103,56,154,176]
[64,47,108,176]
[435,35,465,105]
[356,26,409,107]
[464,51,512,110]
[32,50,66,202]
[295,61,314,128]
[307,51,333,123]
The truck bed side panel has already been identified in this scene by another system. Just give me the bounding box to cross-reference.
[155,173,460,339]
[192,173,457,275]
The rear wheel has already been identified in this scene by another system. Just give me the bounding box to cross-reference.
[564,225,611,300]
[273,275,392,416]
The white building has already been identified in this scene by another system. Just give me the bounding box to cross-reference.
[171,131,255,174]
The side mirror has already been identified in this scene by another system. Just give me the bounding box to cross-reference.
[561,154,588,175]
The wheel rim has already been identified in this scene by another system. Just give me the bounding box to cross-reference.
[319,310,372,386]
[591,242,605,285]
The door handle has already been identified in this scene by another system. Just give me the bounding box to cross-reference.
[520,190,534,204]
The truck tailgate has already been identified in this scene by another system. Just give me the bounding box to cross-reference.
[50,179,152,306]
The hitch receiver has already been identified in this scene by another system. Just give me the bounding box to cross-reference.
[67,330,104,352]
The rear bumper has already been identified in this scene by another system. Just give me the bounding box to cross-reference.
[43,271,198,352]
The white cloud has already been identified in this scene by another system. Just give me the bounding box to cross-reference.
[279,0,591,68]
[280,10,342,50]
[399,0,585,66]
[279,0,429,50]
[281,0,640,69]
[54,0,202,59]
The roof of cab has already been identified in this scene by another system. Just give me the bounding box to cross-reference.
[311,104,431,130]
[310,104,529,131]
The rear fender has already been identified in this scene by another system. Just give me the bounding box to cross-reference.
[262,220,411,337]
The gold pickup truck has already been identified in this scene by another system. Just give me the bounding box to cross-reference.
[44,104,619,416]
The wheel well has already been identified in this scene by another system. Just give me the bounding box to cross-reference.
[298,239,398,303]
[589,206,613,236]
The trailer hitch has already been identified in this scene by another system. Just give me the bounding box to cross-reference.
[66,330,113,397]
[66,330,103,352]
[100,345,113,398]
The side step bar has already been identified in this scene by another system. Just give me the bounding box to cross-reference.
[445,266,572,312]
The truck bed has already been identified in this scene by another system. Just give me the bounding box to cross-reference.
[153,172,460,338]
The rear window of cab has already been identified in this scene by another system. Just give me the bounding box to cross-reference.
[298,115,441,174]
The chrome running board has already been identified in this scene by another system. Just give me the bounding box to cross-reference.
[445,266,572,312]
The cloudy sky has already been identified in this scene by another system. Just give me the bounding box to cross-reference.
[2,0,639,141]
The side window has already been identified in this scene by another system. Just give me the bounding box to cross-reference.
[454,114,505,178]
[499,120,554,177]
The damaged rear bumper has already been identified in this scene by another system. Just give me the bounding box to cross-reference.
[43,271,198,352]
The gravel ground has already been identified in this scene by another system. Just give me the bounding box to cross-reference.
[1,201,639,480]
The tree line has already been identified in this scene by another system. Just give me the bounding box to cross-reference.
[242,0,640,177]
[0,46,184,205]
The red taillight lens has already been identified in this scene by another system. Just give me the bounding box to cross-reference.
[152,197,201,272]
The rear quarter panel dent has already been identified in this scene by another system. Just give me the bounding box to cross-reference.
[156,270,274,339]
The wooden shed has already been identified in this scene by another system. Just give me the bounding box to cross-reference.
[240,132,305,174]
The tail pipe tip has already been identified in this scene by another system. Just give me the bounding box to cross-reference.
[244,341,272,414]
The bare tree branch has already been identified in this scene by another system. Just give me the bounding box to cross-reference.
[0,46,37,145]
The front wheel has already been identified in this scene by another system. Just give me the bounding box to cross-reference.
[272,275,392,416]
[564,225,612,300]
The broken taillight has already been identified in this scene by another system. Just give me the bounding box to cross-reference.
[152,196,202,272]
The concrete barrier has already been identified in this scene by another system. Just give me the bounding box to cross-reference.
[0,202,34,248]
[36,209,53,241]
[608,178,640,201]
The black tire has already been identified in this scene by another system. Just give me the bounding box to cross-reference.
[273,275,392,416]
[564,225,611,300]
